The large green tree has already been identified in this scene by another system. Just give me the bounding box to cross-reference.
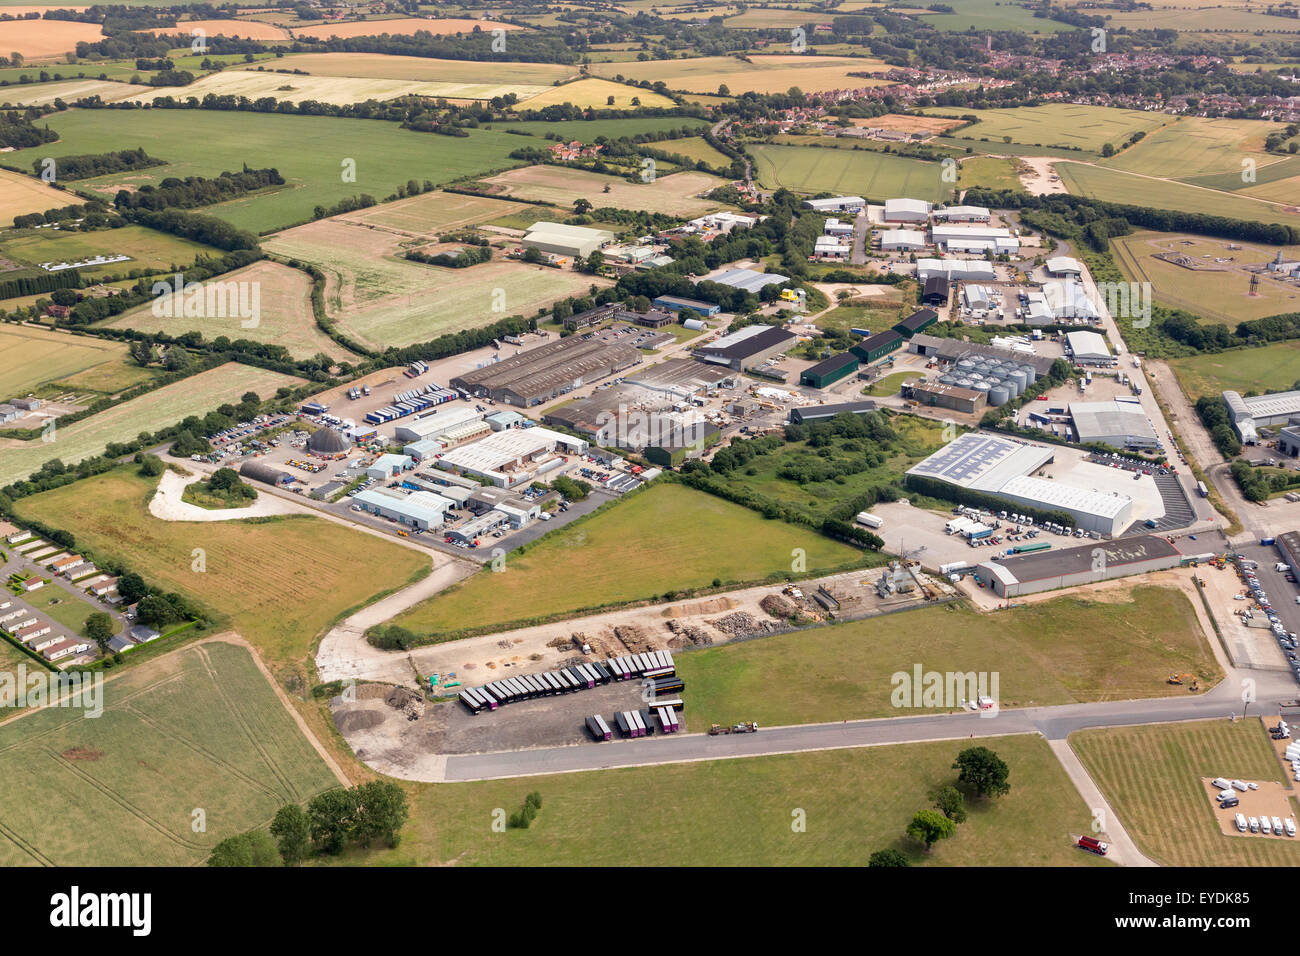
[270,804,312,865]
[906,809,956,851]
[953,746,1011,798]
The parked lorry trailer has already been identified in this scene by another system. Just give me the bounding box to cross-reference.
[855,512,884,529]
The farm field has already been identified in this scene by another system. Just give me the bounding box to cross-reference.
[103,260,353,360]
[852,113,966,136]
[679,586,1219,728]
[918,0,1079,32]
[1169,341,1300,399]
[0,18,103,57]
[518,77,675,109]
[930,104,1169,155]
[1,224,223,279]
[502,116,710,141]
[1241,171,1300,205]
[13,468,430,668]
[0,363,304,487]
[479,166,727,217]
[343,735,1103,866]
[391,483,860,638]
[1099,6,1300,32]
[150,18,290,41]
[752,144,952,202]
[1074,719,1300,866]
[1056,161,1300,228]
[331,190,531,237]
[268,52,575,86]
[658,135,733,168]
[0,167,74,222]
[263,218,602,350]
[591,54,891,95]
[0,640,340,866]
[0,325,151,399]
[0,77,146,107]
[1102,116,1276,180]
[956,155,1023,192]
[1111,232,1300,325]
[293,17,525,39]
[10,111,525,235]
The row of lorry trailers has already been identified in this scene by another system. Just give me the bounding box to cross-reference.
[364,383,458,425]
[586,705,681,742]
[458,650,682,716]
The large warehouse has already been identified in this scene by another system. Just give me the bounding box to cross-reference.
[709,267,789,295]
[694,324,796,371]
[1065,330,1112,365]
[977,535,1182,597]
[393,406,485,443]
[929,224,1018,256]
[803,196,865,213]
[522,222,615,259]
[916,258,997,282]
[450,336,641,407]
[435,426,588,487]
[1224,389,1300,444]
[906,333,1058,379]
[801,351,860,388]
[906,431,1134,535]
[1069,398,1160,450]
[351,487,454,531]
[884,198,931,223]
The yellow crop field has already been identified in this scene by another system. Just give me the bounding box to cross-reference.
[293,17,525,39]
[152,18,290,41]
[0,168,71,222]
[270,52,576,86]
[518,77,675,109]
[332,190,531,237]
[0,324,147,398]
[0,18,103,57]
[0,78,148,107]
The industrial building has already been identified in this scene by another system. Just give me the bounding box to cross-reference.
[1224,389,1300,445]
[694,324,796,371]
[616,308,675,328]
[879,229,927,251]
[789,401,877,425]
[933,205,991,223]
[824,218,854,237]
[977,535,1181,597]
[394,406,487,443]
[239,460,292,486]
[906,431,1133,535]
[850,330,904,364]
[1065,330,1112,364]
[894,309,939,338]
[1069,398,1159,450]
[814,235,851,259]
[1042,280,1101,322]
[907,333,1058,379]
[367,454,414,479]
[351,486,453,531]
[562,302,619,331]
[1277,531,1300,578]
[521,222,614,259]
[962,285,996,312]
[709,267,790,295]
[644,424,722,466]
[1278,424,1300,457]
[542,392,628,443]
[306,427,351,457]
[450,335,641,407]
[916,258,997,282]
[803,196,865,213]
[653,295,720,317]
[930,224,1018,256]
[902,380,987,415]
[883,198,932,223]
[800,351,860,388]
[1045,256,1083,276]
[435,426,588,487]
[625,358,732,398]
[922,275,950,305]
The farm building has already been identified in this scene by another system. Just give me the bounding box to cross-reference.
[1224,389,1300,445]
[393,406,485,443]
[367,454,414,480]
[307,427,352,457]
[522,222,614,259]
[879,229,926,252]
[709,267,790,294]
[653,295,720,317]
[934,205,991,223]
[1045,256,1084,276]
[1065,330,1111,364]
[850,330,903,364]
[803,196,865,213]
[916,259,996,282]
[893,309,938,339]
[789,401,877,425]
[977,535,1181,597]
[922,275,950,305]
[562,302,619,331]
[451,335,641,407]
[883,198,931,223]
[435,426,587,487]
[902,381,986,415]
[0,405,17,424]
[239,460,292,486]
[694,324,796,371]
[800,351,860,388]
[351,487,454,531]
[1069,398,1159,450]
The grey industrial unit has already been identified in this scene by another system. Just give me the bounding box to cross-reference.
[977,535,1182,597]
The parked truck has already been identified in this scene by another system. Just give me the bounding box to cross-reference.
[1076,835,1109,856]
[855,512,884,529]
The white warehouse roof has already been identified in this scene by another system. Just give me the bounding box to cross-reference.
[906,431,1055,493]
[880,229,927,247]
[997,475,1133,521]
[1065,330,1111,361]
[710,267,789,294]
[884,198,932,219]
[1046,256,1083,275]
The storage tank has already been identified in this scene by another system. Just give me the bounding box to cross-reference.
[969,380,991,393]
[1000,377,1021,398]
[954,377,974,388]
[987,385,1010,406]
[1019,363,1037,385]
[956,359,977,372]
[939,374,957,385]
[1006,369,1029,394]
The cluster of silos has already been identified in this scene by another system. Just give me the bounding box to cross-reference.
[943,355,1040,407]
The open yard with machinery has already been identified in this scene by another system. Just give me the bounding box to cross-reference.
[0,639,339,866]
[13,468,430,668]
[336,734,1103,866]
[1074,719,1300,866]
[11,111,524,235]
[752,143,951,202]
[591,54,891,95]
[0,325,151,399]
[679,586,1221,728]
[263,218,602,350]
[1169,341,1300,399]
[478,165,727,217]
[103,260,354,361]
[391,483,860,639]
[933,104,1169,155]
[0,363,303,486]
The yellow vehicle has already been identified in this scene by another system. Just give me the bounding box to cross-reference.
[780,288,801,302]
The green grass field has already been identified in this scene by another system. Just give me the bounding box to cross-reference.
[656,135,734,168]
[957,155,1024,192]
[13,467,430,669]
[862,370,915,397]
[0,640,339,866]
[677,586,1221,728]
[0,325,152,399]
[919,0,1080,32]
[752,144,952,202]
[392,482,860,638]
[1102,115,1275,181]
[11,111,525,235]
[500,117,711,141]
[1,224,222,280]
[0,363,302,487]
[1074,719,1300,866]
[330,734,1104,866]
[933,104,1169,155]
[25,583,119,642]
[1170,342,1300,399]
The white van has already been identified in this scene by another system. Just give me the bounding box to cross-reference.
[1235,813,1248,832]
[1232,780,1250,792]
[1286,818,1297,837]
[1272,816,1284,834]
[1249,816,1260,833]
[1261,817,1272,834]
[1216,789,1235,802]
[1211,777,1233,791]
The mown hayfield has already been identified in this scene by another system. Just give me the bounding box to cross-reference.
[932,104,1168,155]
[264,218,603,350]
[342,735,1103,866]
[0,640,339,866]
[0,18,103,57]
[957,155,1024,192]
[13,468,429,666]
[151,17,290,41]
[1102,115,1275,181]
[293,17,525,39]
[330,190,531,238]
[1242,172,1300,207]
[752,143,951,202]
[592,53,891,95]
[1074,719,1300,866]
[0,168,72,222]
[391,482,860,638]
[1057,161,1300,227]
[479,165,726,217]
[1170,341,1300,399]
[271,52,575,86]
[104,260,353,360]
[0,77,147,107]
[679,586,1220,728]
[658,135,733,168]
[0,363,303,486]
[1,224,222,278]
[10,110,524,234]
[0,325,149,398]
[518,77,674,109]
